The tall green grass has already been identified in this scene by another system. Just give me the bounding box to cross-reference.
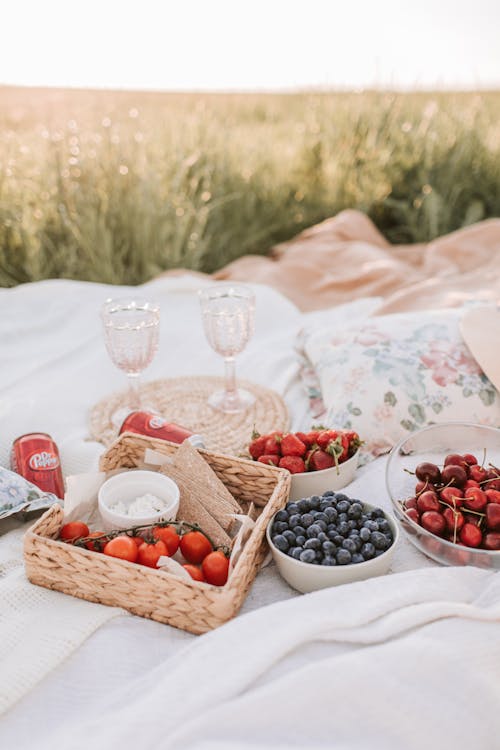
[1,87,499,286]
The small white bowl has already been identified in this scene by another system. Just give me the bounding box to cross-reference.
[289,450,359,502]
[98,470,180,531]
[267,502,399,593]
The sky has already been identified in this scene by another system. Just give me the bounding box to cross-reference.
[2,0,500,91]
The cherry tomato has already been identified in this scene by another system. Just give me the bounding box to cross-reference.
[202,551,230,586]
[152,525,180,556]
[103,536,138,563]
[137,540,167,568]
[85,531,105,551]
[183,564,205,582]
[180,531,213,564]
[60,521,90,542]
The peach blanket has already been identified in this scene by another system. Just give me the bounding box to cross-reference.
[213,210,500,314]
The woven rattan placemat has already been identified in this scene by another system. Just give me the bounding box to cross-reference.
[89,376,289,456]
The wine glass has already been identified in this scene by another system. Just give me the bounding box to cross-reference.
[101,297,160,423]
[199,284,256,414]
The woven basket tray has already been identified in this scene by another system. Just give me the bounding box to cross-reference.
[24,433,290,634]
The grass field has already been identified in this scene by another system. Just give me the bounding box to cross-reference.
[1,86,500,287]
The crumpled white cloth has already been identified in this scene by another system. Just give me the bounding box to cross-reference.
[20,566,500,750]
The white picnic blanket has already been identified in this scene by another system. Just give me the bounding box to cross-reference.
[0,275,499,749]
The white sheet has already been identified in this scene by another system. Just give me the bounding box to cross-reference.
[0,276,498,749]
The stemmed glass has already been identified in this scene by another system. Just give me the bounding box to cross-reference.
[101,297,160,423]
[199,284,256,414]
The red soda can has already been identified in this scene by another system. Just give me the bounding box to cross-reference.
[10,433,65,499]
[119,411,205,448]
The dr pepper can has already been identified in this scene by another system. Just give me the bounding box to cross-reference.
[119,411,205,448]
[10,432,65,499]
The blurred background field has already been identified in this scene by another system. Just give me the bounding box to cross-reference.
[1,86,500,287]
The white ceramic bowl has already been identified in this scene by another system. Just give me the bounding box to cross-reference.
[98,470,180,531]
[289,450,359,502]
[266,502,399,593]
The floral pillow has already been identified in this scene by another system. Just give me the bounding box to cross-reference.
[300,308,500,457]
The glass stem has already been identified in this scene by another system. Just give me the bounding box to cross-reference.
[127,372,141,411]
[224,357,238,408]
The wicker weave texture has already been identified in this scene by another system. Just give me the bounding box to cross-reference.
[24,434,290,634]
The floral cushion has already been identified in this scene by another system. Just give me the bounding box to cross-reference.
[301,308,500,457]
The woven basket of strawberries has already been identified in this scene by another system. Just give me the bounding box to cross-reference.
[247,427,362,501]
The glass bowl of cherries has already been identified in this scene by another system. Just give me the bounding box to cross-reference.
[385,422,500,568]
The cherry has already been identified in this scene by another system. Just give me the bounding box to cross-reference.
[485,503,500,531]
[459,523,483,548]
[485,489,500,504]
[405,507,419,524]
[405,497,418,511]
[463,479,480,491]
[417,491,440,514]
[444,454,468,470]
[485,479,500,492]
[441,464,467,488]
[415,462,441,484]
[443,507,464,534]
[463,453,478,466]
[421,510,446,536]
[415,480,429,495]
[440,486,464,508]
[469,465,488,483]
[482,532,500,551]
[463,487,488,512]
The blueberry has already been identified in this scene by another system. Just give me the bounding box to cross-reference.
[297,498,310,513]
[295,535,306,546]
[338,512,348,523]
[274,510,288,522]
[325,507,338,521]
[317,532,328,543]
[309,495,321,509]
[307,523,322,538]
[348,503,363,519]
[273,521,288,534]
[304,538,321,550]
[360,527,371,542]
[316,520,327,532]
[301,513,314,528]
[371,531,389,550]
[289,547,303,559]
[363,520,379,532]
[283,530,296,545]
[286,502,300,514]
[336,549,352,565]
[348,528,360,537]
[288,514,301,527]
[315,512,328,524]
[372,507,385,519]
[337,500,351,514]
[375,549,386,557]
[342,538,358,553]
[272,534,289,552]
[319,500,332,511]
[347,520,358,530]
[322,490,335,497]
[293,525,306,537]
[327,530,338,541]
[333,534,345,546]
[315,550,324,562]
[377,520,391,534]
[361,542,376,560]
[351,553,364,564]
[335,493,349,502]
[322,540,337,554]
[337,521,350,537]
[299,549,316,564]
[321,556,336,566]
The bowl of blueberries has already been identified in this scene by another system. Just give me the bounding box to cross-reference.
[266,491,399,593]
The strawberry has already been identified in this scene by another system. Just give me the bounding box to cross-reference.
[280,433,306,457]
[303,430,320,448]
[307,448,335,472]
[345,430,362,456]
[257,454,279,467]
[264,435,282,455]
[316,430,338,450]
[248,435,267,460]
[295,431,309,445]
[279,455,306,474]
